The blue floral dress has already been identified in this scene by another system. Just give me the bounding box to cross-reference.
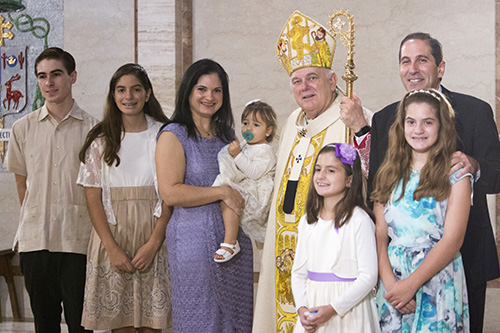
[376,170,470,333]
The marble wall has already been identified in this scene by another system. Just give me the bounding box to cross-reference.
[66,0,135,119]
[137,0,177,116]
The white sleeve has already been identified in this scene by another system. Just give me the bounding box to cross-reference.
[291,215,309,310]
[234,144,276,180]
[77,139,103,188]
[330,211,378,316]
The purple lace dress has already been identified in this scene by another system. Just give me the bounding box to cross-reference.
[160,123,253,333]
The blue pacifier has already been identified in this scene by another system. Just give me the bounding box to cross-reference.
[243,130,254,142]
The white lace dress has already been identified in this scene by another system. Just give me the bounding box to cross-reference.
[213,141,276,242]
[77,119,171,330]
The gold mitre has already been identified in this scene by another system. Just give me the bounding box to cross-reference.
[277,10,336,76]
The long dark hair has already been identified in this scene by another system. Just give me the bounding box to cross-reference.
[79,63,168,166]
[168,58,233,143]
[306,144,374,228]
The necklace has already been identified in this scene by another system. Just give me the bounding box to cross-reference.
[198,126,213,138]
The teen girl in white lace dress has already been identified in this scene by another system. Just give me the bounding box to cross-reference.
[77,64,171,332]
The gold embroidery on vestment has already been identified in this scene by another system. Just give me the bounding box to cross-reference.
[274,129,327,331]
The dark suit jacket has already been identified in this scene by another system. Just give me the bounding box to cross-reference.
[369,86,500,283]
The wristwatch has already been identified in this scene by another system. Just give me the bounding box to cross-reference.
[355,125,371,137]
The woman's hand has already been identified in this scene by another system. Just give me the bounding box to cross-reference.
[306,305,336,329]
[107,245,135,274]
[222,186,245,216]
[297,306,318,333]
[384,278,417,314]
[132,241,159,272]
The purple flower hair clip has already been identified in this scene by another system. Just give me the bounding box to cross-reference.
[335,143,357,166]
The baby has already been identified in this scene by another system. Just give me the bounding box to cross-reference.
[213,100,277,262]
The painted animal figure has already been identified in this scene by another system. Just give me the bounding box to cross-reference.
[3,73,24,110]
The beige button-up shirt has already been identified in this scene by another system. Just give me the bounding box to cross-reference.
[6,101,97,254]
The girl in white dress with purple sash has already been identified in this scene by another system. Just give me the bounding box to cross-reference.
[291,143,380,333]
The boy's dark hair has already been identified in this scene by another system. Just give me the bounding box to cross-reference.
[35,47,76,76]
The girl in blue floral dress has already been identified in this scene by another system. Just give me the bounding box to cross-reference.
[371,89,471,332]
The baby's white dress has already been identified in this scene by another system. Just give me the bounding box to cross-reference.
[213,141,276,242]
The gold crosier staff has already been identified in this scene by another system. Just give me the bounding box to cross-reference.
[329,9,357,144]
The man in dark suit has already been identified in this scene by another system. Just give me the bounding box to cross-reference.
[365,32,500,332]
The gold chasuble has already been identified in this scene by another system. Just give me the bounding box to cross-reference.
[252,97,346,333]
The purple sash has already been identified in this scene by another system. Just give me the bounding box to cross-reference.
[307,270,357,282]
